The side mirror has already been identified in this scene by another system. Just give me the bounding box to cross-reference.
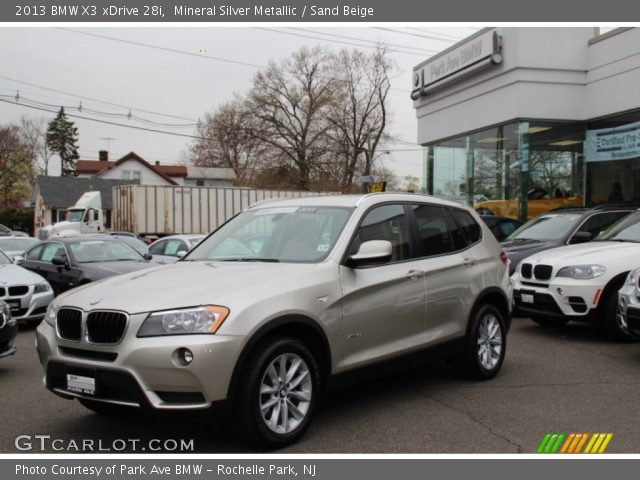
[143,253,153,261]
[176,251,187,259]
[347,240,393,268]
[13,255,24,266]
[570,231,593,244]
[51,255,69,267]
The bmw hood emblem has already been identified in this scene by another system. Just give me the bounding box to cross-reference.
[90,298,103,306]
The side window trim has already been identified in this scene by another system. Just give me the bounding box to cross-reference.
[149,240,166,256]
[445,207,483,252]
[341,201,416,268]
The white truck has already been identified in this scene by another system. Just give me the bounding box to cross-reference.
[38,185,326,239]
[37,191,105,239]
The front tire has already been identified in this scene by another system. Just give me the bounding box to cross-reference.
[598,292,640,342]
[234,337,320,448]
[458,304,507,380]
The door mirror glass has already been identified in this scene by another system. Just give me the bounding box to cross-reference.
[570,231,592,244]
[347,240,392,267]
[51,255,68,266]
[176,250,187,259]
[13,255,24,265]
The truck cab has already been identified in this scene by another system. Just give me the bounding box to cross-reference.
[38,192,105,240]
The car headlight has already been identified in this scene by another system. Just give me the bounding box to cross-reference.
[137,305,230,337]
[44,301,59,327]
[556,264,607,280]
[34,282,51,294]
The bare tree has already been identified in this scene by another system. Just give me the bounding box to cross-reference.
[188,98,265,186]
[19,116,54,176]
[247,46,337,190]
[327,47,393,190]
[0,125,35,208]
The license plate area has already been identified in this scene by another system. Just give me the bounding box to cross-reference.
[66,366,96,396]
[6,299,20,313]
[520,290,535,304]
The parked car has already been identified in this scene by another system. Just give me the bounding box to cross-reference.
[480,215,523,242]
[501,206,636,274]
[474,188,582,220]
[511,210,640,340]
[107,234,149,255]
[0,236,39,261]
[19,236,155,296]
[36,193,511,447]
[147,234,205,264]
[0,300,17,359]
[617,268,640,337]
[0,249,54,325]
[0,224,28,237]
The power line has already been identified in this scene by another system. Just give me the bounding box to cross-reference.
[289,28,440,54]
[254,27,428,57]
[373,27,461,43]
[0,75,199,122]
[57,28,267,69]
[2,97,423,153]
[402,27,465,41]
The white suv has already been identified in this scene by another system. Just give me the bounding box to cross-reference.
[512,210,640,340]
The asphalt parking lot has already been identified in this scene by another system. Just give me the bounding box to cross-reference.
[2,317,640,454]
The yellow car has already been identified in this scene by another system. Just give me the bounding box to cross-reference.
[474,189,582,220]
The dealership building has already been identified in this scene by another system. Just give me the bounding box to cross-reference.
[412,27,640,219]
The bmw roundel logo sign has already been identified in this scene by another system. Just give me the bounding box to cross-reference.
[413,72,421,89]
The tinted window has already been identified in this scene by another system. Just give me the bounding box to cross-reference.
[509,213,583,241]
[164,239,187,256]
[25,244,44,260]
[577,212,630,238]
[350,204,411,262]
[41,243,66,262]
[412,204,453,256]
[148,240,166,255]
[449,209,481,246]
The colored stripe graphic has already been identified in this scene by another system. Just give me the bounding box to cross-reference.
[538,433,613,454]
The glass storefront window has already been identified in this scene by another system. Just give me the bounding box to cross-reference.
[425,121,585,221]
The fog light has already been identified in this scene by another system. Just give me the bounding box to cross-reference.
[557,288,564,295]
[176,348,193,366]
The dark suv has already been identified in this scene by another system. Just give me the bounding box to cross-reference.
[501,205,637,275]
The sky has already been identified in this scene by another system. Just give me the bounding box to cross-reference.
[0,26,478,188]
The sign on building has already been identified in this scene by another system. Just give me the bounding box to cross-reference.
[585,120,640,162]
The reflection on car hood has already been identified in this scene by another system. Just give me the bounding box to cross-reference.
[80,261,156,280]
[501,238,555,252]
[0,264,47,285]
[58,261,318,313]
[521,241,640,266]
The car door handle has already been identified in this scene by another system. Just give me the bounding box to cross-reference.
[405,270,424,280]
[462,257,476,267]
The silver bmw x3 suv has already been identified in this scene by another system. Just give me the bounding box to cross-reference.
[36,193,511,447]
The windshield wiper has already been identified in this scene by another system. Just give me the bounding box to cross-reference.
[218,257,280,263]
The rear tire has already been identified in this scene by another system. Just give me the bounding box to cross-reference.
[457,304,507,380]
[234,336,320,448]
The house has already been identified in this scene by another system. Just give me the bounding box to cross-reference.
[76,151,236,187]
[32,176,140,231]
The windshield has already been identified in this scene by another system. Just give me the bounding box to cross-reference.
[186,206,353,263]
[68,240,143,263]
[596,211,640,242]
[507,213,584,241]
[66,209,85,222]
[0,238,37,251]
[0,250,11,265]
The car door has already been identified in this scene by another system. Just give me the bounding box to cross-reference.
[338,203,427,369]
[21,243,48,281]
[415,205,485,341]
[148,239,170,263]
[39,242,78,294]
[570,211,632,243]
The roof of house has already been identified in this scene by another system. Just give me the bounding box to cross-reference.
[93,152,178,185]
[76,152,187,182]
[35,176,140,209]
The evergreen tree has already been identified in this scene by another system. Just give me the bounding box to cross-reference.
[46,107,79,176]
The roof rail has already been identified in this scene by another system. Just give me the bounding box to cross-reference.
[590,203,640,210]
